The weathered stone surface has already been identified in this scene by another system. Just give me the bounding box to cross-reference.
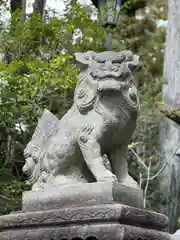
[0,203,171,240]
[22,50,140,191]
[0,204,169,230]
[0,224,171,240]
[22,182,143,212]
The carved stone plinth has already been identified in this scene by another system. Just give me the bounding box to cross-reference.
[0,203,171,240]
[0,183,171,240]
[22,182,143,212]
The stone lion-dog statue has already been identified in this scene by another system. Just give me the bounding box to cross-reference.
[23,50,140,190]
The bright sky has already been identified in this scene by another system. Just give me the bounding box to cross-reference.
[1,0,93,22]
[1,0,167,27]
[27,0,92,14]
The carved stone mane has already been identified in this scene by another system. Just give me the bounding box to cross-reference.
[23,110,60,184]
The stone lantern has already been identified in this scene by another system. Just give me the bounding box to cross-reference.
[91,0,124,28]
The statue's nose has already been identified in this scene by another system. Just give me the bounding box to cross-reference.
[104,60,113,71]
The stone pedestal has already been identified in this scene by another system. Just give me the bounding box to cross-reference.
[0,182,171,240]
[22,182,143,211]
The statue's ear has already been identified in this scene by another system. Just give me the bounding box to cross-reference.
[74,51,98,113]
[127,55,140,73]
[75,52,90,71]
[75,51,96,71]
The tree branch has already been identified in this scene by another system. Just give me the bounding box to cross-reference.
[149,144,180,181]
[143,160,151,208]
[0,194,14,201]
[129,147,148,170]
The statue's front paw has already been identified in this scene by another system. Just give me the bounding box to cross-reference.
[97,170,117,183]
[119,175,138,188]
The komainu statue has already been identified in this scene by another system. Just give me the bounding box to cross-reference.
[23,50,140,190]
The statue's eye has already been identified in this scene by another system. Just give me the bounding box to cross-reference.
[91,68,101,77]
[112,65,120,72]
[113,66,119,72]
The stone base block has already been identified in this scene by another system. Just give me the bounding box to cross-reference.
[0,203,171,240]
[22,182,143,212]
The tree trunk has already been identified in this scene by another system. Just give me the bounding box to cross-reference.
[33,0,47,19]
[10,0,22,13]
[10,0,26,21]
[160,0,180,233]
[10,0,26,23]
